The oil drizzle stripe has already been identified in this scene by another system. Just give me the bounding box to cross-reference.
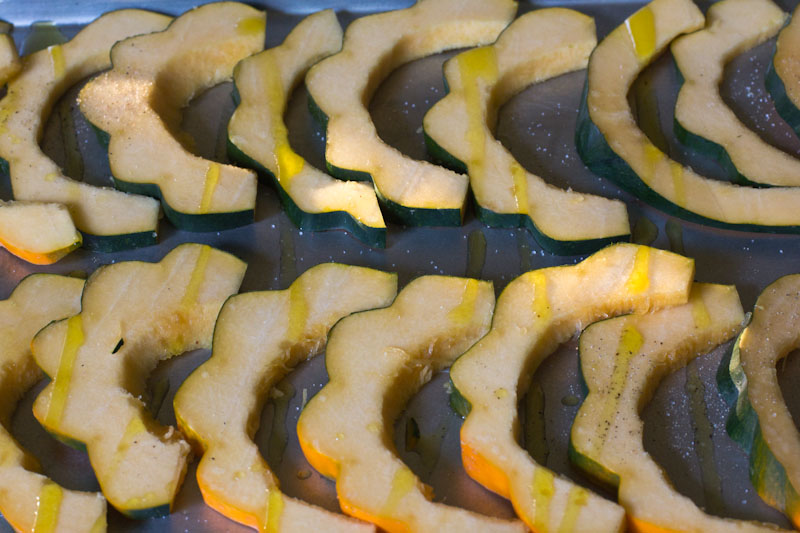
[264,489,283,533]
[625,7,656,61]
[33,483,62,533]
[531,271,551,320]
[45,315,84,427]
[625,246,650,294]
[180,245,211,312]
[448,279,479,326]
[48,45,65,79]
[200,163,221,213]
[459,46,498,176]
[557,486,589,533]
[383,467,416,515]
[531,467,555,530]
[287,280,308,343]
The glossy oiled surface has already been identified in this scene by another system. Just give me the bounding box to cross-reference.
[2,0,800,531]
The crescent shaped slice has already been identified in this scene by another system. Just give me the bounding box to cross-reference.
[424,8,630,255]
[766,5,800,138]
[572,283,787,532]
[306,0,516,226]
[228,10,386,247]
[0,274,108,533]
[0,200,81,264]
[0,10,168,252]
[449,243,695,532]
[297,275,526,533]
[30,243,246,519]
[576,0,800,233]
[719,274,800,528]
[672,0,794,187]
[174,262,396,532]
[79,2,264,232]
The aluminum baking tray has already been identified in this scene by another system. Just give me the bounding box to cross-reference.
[2,0,800,530]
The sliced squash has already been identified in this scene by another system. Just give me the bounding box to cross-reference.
[79,2,264,232]
[423,8,630,255]
[0,274,108,533]
[672,0,793,187]
[0,200,81,264]
[0,9,168,252]
[306,0,516,226]
[228,11,385,248]
[297,276,526,532]
[0,30,20,85]
[576,0,800,233]
[449,243,694,532]
[571,283,786,532]
[718,274,800,528]
[766,5,800,138]
[174,262,396,532]
[30,243,246,519]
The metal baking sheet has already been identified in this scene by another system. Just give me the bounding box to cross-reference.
[2,0,800,530]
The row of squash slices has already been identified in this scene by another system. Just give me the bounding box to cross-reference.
[5,0,800,264]
[2,0,800,531]
[4,241,800,533]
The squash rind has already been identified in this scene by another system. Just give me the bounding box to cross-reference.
[766,5,800,138]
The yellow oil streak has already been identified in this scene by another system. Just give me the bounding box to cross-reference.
[625,247,650,294]
[691,292,711,329]
[199,163,220,213]
[48,45,65,79]
[557,486,589,533]
[382,467,416,516]
[448,279,479,326]
[625,7,656,61]
[287,280,308,344]
[180,245,211,312]
[33,483,62,533]
[531,467,555,531]
[531,271,551,321]
[263,489,283,533]
[237,16,266,36]
[510,161,529,214]
[670,161,686,207]
[459,47,498,178]
[262,53,305,183]
[45,315,83,427]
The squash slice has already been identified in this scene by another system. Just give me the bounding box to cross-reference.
[766,5,800,138]
[576,0,800,233]
[424,8,630,255]
[718,275,800,528]
[228,11,385,247]
[306,0,516,226]
[0,10,168,252]
[79,2,264,232]
[449,243,694,532]
[672,0,793,187]
[0,201,81,264]
[30,243,246,519]
[297,276,526,533]
[0,274,108,533]
[174,262,396,532]
[571,283,786,532]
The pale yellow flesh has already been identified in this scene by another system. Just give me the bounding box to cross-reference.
[0,275,108,533]
[424,8,629,241]
[30,244,246,515]
[773,5,800,112]
[229,10,384,231]
[573,284,786,532]
[0,10,166,237]
[306,0,516,211]
[590,0,800,226]
[672,0,794,186]
[0,201,81,264]
[298,276,526,533]
[0,33,21,85]
[739,275,800,502]
[174,263,396,532]
[450,244,694,532]
[79,2,262,216]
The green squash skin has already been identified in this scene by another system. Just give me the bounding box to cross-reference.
[766,48,800,139]
[672,62,769,188]
[425,121,629,255]
[307,93,464,228]
[448,375,472,418]
[574,77,800,235]
[718,331,800,525]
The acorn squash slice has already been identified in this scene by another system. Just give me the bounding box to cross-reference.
[449,243,694,532]
[423,8,630,255]
[228,11,386,247]
[570,283,787,532]
[0,201,81,264]
[0,274,109,533]
[672,0,793,187]
[576,0,800,233]
[718,274,800,528]
[766,5,800,138]
[297,276,526,533]
[0,10,168,252]
[79,2,264,232]
[30,243,246,519]
[306,0,517,226]
[174,262,396,532]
